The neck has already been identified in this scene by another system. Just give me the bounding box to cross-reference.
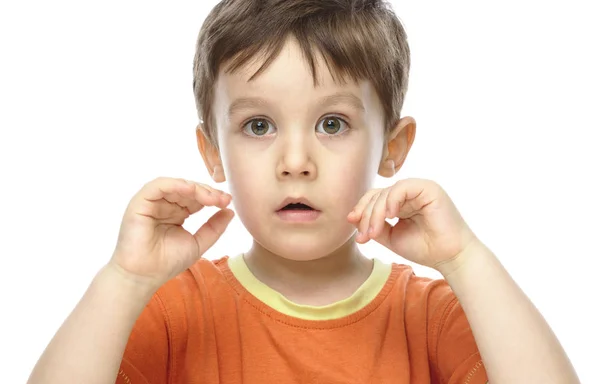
[243,235,373,305]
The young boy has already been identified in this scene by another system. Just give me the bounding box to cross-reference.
[28,0,579,383]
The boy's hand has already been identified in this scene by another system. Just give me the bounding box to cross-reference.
[108,177,234,291]
[347,178,479,274]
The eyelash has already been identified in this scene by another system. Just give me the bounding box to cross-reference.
[241,115,351,138]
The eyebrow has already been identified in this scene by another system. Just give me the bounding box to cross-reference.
[227,91,365,118]
[321,92,365,113]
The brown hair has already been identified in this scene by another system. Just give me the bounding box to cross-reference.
[193,0,411,147]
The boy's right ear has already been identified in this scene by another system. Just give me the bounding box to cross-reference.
[196,123,226,183]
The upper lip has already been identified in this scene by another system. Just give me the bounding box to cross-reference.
[276,197,319,211]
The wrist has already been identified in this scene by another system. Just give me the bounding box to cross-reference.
[434,238,489,279]
[97,263,159,303]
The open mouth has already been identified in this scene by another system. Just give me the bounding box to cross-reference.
[276,200,321,222]
[280,203,315,211]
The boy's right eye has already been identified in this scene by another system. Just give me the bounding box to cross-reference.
[243,118,275,137]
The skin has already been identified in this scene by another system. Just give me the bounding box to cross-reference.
[197,36,415,304]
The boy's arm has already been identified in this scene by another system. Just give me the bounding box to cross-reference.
[27,264,157,384]
[439,240,580,383]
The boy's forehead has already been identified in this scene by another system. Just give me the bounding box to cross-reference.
[222,39,353,87]
[213,41,380,117]
[220,46,346,90]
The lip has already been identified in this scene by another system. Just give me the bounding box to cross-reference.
[276,209,321,222]
[275,196,321,223]
[275,197,320,212]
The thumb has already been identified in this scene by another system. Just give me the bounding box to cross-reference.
[372,220,394,250]
[193,208,235,256]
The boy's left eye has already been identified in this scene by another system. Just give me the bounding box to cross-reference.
[316,116,349,135]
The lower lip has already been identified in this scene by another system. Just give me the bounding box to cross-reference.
[276,209,321,222]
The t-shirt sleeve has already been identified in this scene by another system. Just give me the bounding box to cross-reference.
[427,282,488,384]
[115,292,169,384]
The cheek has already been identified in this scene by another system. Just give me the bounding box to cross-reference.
[224,151,261,192]
[323,139,379,208]
[335,161,371,208]
[221,146,272,218]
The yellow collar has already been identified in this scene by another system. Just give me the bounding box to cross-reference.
[227,254,392,320]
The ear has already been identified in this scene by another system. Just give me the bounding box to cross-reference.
[196,123,226,183]
[378,116,416,178]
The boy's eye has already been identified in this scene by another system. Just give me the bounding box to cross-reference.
[243,116,348,137]
[317,116,348,135]
[243,118,275,136]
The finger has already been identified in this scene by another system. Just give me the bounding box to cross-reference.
[368,187,392,239]
[193,208,235,256]
[137,198,192,224]
[172,183,204,214]
[149,178,229,210]
[356,191,380,243]
[386,179,428,220]
[150,184,212,219]
[182,178,230,198]
[142,177,229,203]
[156,182,203,215]
[347,188,381,223]
[133,178,230,222]
[185,181,231,210]
[168,181,232,219]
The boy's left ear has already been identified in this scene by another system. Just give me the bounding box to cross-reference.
[378,116,416,178]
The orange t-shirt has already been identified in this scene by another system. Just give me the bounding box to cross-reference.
[117,255,488,383]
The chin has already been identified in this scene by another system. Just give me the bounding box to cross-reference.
[253,228,356,262]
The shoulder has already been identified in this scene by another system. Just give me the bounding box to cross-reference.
[159,256,231,291]
[149,256,233,314]
[387,262,459,329]
[389,262,455,305]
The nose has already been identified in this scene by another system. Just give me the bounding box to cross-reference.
[276,135,317,180]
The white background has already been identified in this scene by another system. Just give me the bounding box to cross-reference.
[1,0,598,382]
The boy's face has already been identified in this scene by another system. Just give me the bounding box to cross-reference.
[198,37,415,261]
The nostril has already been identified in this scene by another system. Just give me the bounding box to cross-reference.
[280,170,310,176]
